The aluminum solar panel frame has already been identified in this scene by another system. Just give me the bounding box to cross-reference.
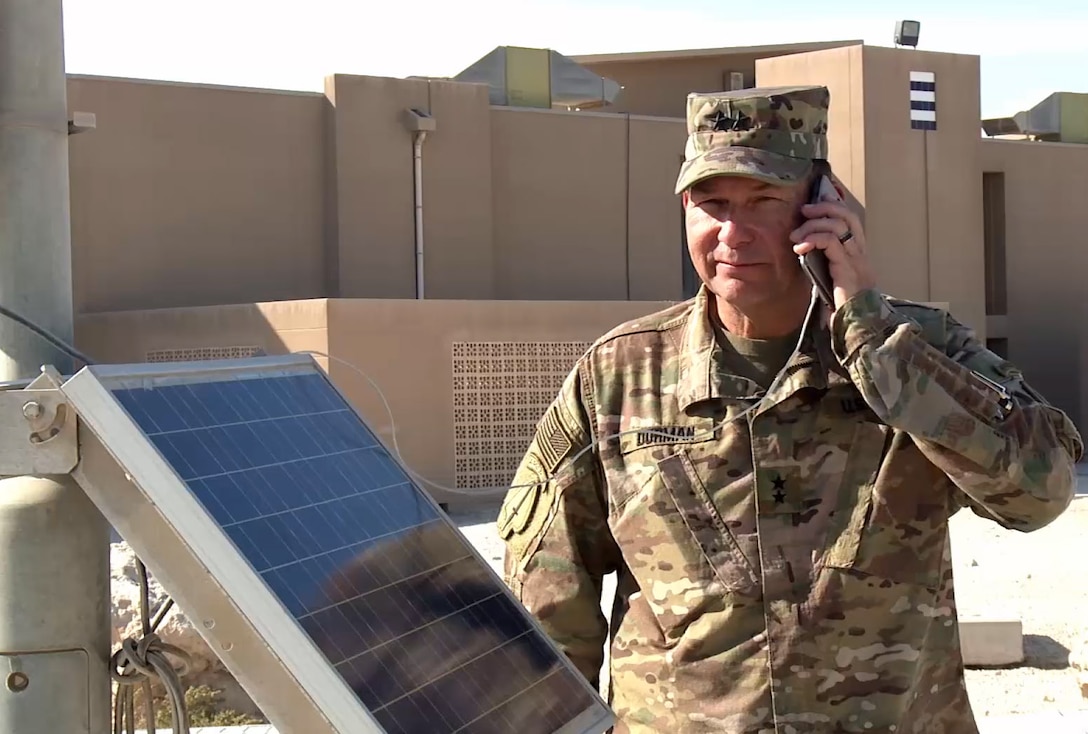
[60,355,614,734]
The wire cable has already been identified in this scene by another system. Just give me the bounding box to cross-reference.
[293,281,824,500]
[0,280,821,500]
[0,287,820,731]
[0,303,95,367]
[110,558,192,734]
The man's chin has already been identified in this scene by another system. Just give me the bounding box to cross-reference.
[709,274,766,300]
[707,273,803,311]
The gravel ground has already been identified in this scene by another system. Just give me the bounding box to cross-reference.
[953,490,1088,718]
[453,477,1088,722]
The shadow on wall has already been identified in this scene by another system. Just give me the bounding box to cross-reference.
[74,303,304,368]
[73,295,674,510]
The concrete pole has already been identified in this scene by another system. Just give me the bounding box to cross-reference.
[0,1,112,733]
[0,476,113,733]
[0,0,75,376]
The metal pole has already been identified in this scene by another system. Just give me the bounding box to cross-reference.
[0,1,112,732]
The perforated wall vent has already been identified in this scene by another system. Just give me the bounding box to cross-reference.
[146,345,266,363]
[452,341,590,490]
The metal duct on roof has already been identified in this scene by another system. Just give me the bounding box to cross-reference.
[1013,93,1063,139]
[983,92,1088,143]
[453,46,622,109]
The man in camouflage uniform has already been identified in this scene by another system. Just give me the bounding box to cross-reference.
[497,85,1083,733]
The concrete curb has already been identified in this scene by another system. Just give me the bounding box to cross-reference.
[979,710,1088,733]
[131,728,278,734]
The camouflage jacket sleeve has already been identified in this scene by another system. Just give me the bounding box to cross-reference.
[496,364,621,686]
[830,288,1084,531]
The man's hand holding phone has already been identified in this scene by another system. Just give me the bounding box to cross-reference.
[790,175,877,311]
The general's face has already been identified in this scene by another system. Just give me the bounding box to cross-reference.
[683,174,811,313]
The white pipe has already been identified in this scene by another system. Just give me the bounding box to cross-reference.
[413,130,428,299]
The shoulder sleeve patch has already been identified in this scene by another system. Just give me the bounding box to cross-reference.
[497,455,549,538]
[497,393,591,568]
[496,455,557,570]
[536,402,576,474]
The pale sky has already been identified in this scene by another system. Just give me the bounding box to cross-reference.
[62,0,1088,120]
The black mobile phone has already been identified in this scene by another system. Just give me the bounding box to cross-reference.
[799,171,838,308]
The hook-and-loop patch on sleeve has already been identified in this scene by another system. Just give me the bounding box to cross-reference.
[497,402,580,566]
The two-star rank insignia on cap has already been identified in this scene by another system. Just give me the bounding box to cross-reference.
[708,109,753,132]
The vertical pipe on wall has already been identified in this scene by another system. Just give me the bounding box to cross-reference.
[403,106,435,300]
[413,131,428,299]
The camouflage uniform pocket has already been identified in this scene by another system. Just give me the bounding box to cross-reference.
[608,447,760,636]
[820,419,943,591]
[656,450,760,593]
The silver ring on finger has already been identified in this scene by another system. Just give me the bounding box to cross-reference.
[838,229,854,245]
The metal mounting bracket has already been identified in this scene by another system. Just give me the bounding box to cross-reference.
[0,371,78,476]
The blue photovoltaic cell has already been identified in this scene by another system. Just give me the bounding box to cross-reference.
[110,369,596,734]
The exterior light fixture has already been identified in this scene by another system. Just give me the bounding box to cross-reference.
[894,20,921,48]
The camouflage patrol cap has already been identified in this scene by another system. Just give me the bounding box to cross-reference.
[674,85,830,195]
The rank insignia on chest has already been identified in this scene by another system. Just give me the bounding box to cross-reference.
[770,474,787,504]
[756,468,816,516]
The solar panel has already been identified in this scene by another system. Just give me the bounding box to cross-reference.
[61,355,613,734]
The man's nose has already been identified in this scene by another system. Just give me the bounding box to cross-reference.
[716,218,752,248]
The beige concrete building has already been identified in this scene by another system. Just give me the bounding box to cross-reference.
[68,40,1088,506]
